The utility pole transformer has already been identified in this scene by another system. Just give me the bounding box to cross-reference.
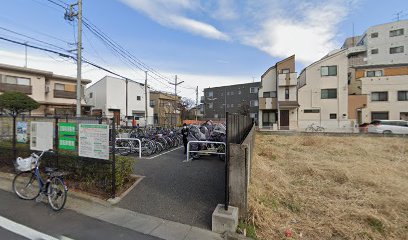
[145,71,148,126]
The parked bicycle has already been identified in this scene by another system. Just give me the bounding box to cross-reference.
[13,150,68,211]
[305,123,325,132]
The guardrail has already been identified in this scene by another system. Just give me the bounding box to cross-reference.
[185,140,226,162]
[115,138,142,158]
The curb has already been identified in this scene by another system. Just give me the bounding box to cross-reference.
[108,174,144,204]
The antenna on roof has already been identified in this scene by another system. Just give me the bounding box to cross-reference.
[352,22,355,47]
[393,10,407,21]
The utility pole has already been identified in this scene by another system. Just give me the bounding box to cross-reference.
[195,86,198,121]
[145,71,148,126]
[65,0,83,117]
[24,42,27,68]
[169,75,184,126]
[125,78,128,126]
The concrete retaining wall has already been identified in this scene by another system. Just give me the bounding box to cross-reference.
[229,124,255,219]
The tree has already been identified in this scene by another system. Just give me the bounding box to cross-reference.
[0,91,40,159]
[238,102,250,116]
[176,97,195,121]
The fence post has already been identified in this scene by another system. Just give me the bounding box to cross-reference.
[225,112,229,211]
[111,117,116,199]
[55,116,59,168]
[12,115,17,161]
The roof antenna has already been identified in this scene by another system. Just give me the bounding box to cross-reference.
[393,10,407,21]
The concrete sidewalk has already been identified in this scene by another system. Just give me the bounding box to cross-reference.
[0,172,222,240]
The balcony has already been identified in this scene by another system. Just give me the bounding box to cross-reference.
[200,96,205,103]
[54,90,76,99]
[347,45,367,56]
[278,73,297,86]
[259,97,277,110]
[0,83,32,94]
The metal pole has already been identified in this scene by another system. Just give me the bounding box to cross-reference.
[111,117,116,199]
[76,0,83,117]
[125,78,128,126]
[195,86,198,121]
[145,71,148,126]
[174,75,177,127]
[55,117,59,168]
[225,112,229,211]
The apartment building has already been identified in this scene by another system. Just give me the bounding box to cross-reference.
[346,20,408,124]
[202,82,260,122]
[150,91,181,126]
[297,50,352,130]
[0,63,91,116]
[84,76,154,125]
[258,55,299,130]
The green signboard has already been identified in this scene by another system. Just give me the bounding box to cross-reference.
[58,123,76,150]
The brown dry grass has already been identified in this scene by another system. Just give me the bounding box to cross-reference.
[249,133,408,240]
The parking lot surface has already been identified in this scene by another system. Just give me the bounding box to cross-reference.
[118,147,225,229]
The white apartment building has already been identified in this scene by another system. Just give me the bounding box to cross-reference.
[85,76,154,125]
[258,55,298,130]
[297,50,353,130]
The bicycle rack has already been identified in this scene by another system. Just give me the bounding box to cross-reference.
[115,138,142,158]
[185,141,226,162]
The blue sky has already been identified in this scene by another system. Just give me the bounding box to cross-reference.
[0,0,407,98]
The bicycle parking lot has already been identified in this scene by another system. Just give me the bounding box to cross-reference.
[118,143,225,229]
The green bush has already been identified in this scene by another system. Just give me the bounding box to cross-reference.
[0,141,135,196]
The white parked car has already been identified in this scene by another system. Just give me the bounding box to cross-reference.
[367,120,408,134]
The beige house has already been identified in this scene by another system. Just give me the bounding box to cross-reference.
[349,64,408,123]
[297,49,353,131]
[150,91,181,126]
[258,55,298,130]
[0,63,91,116]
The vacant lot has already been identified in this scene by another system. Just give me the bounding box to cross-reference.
[249,134,408,240]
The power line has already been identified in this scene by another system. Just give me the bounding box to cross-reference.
[0,35,144,84]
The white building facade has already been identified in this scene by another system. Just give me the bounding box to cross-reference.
[85,76,154,125]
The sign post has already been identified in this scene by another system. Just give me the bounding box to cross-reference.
[78,124,109,160]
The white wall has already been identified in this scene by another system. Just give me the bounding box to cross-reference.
[258,67,277,97]
[298,50,353,130]
[365,20,408,65]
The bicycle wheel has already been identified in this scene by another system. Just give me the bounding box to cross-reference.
[13,171,40,200]
[117,140,130,156]
[47,177,67,211]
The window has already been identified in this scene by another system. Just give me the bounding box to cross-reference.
[137,96,141,101]
[250,100,258,107]
[366,70,383,77]
[282,69,290,74]
[3,76,30,85]
[330,113,337,119]
[390,46,404,54]
[371,92,388,101]
[371,32,378,38]
[321,89,337,99]
[238,90,241,95]
[285,88,289,100]
[371,48,379,54]
[227,92,230,96]
[390,28,404,37]
[231,91,234,95]
[150,100,155,107]
[55,83,65,91]
[89,92,93,98]
[207,91,213,97]
[263,91,277,98]
[371,112,388,120]
[304,109,320,113]
[214,114,218,118]
[250,113,258,119]
[230,103,234,108]
[398,91,408,101]
[208,103,213,109]
[250,87,258,93]
[237,104,241,107]
[321,66,337,76]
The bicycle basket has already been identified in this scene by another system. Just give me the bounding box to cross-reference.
[14,156,36,172]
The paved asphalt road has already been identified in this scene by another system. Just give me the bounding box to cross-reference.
[118,147,225,229]
[0,189,160,240]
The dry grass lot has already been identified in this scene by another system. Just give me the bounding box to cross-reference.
[249,133,408,240]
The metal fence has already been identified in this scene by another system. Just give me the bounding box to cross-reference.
[0,114,121,198]
[224,112,254,210]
